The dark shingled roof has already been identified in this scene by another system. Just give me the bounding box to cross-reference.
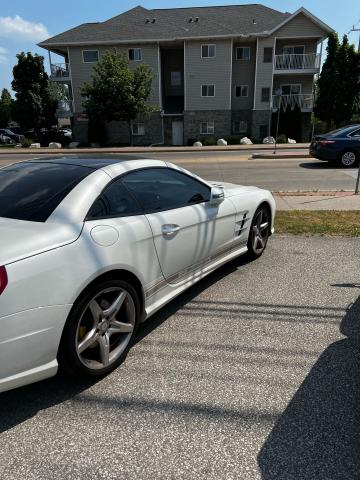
[39,4,291,47]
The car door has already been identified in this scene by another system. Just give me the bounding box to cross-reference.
[122,167,236,284]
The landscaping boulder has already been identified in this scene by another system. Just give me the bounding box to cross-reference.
[263,136,275,144]
[193,141,203,147]
[30,143,41,148]
[288,138,297,144]
[217,138,227,146]
[69,142,80,148]
[240,137,253,145]
[49,142,62,148]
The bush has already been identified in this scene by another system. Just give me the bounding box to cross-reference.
[22,138,34,148]
[200,136,217,146]
[224,136,241,145]
[187,138,196,146]
[276,134,288,144]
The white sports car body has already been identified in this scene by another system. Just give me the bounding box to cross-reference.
[0,157,275,392]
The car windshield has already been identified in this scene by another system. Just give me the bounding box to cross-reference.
[0,162,92,222]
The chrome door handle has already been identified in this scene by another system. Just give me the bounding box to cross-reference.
[161,224,180,237]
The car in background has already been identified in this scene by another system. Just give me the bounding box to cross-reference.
[0,156,275,392]
[0,128,25,145]
[310,124,360,168]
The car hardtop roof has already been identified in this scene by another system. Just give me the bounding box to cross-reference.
[26,155,150,169]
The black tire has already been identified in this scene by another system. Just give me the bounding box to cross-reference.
[246,204,271,260]
[338,150,358,168]
[58,278,140,378]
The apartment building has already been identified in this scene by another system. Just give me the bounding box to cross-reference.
[39,4,332,145]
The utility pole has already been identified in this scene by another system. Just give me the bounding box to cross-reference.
[349,24,360,193]
[349,24,360,52]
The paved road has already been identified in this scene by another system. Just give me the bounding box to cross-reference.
[0,152,357,191]
[0,236,359,479]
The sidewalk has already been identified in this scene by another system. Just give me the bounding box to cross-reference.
[274,191,360,210]
[252,151,310,159]
[0,143,310,155]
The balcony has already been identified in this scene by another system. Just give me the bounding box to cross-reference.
[274,53,320,73]
[56,100,73,118]
[50,63,71,81]
[271,94,314,113]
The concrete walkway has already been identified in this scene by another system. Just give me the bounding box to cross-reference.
[0,143,309,155]
[274,192,360,210]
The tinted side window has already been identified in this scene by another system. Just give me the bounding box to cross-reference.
[350,129,360,137]
[0,162,92,222]
[87,179,141,219]
[122,168,211,212]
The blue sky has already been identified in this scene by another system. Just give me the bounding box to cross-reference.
[0,0,359,94]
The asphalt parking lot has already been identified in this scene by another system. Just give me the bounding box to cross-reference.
[0,235,360,480]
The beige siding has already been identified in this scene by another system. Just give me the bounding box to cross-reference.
[68,44,160,113]
[273,74,314,94]
[185,39,232,111]
[275,38,318,54]
[253,37,275,110]
[275,13,326,38]
[231,41,256,110]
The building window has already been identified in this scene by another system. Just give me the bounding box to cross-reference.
[131,123,145,136]
[82,50,99,63]
[236,47,250,60]
[201,85,215,97]
[233,121,247,133]
[201,44,216,58]
[261,88,270,102]
[128,48,142,61]
[235,85,248,97]
[200,121,215,135]
[263,47,273,63]
[171,71,182,86]
[281,84,302,95]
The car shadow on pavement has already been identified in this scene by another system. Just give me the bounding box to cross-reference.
[257,294,360,480]
[0,253,254,434]
[299,161,337,169]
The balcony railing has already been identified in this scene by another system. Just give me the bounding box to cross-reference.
[50,63,70,79]
[271,94,314,112]
[56,100,73,118]
[274,53,320,71]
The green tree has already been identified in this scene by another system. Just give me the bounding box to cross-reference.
[0,88,13,127]
[82,51,155,145]
[315,33,360,127]
[11,52,57,133]
[314,32,340,128]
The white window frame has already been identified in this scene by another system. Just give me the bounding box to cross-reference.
[236,46,250,60]
[82,50,99,63]
[201,84,215,97]
[235,85,248,97]
[200,121,215,135]
[280,84,302,95]
[233,120,248,133]
[201,44,216,58]
[131,123,145,136]
[128,48,142,61]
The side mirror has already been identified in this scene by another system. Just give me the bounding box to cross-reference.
[209,185,225,206]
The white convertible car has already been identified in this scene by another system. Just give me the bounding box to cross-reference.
[0,157,275,392]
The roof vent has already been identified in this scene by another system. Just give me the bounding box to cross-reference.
[188,17,193,23]
[151,18,156,23]
[145,18,150,23]
[195,17,199,22]
[252,19,257,24]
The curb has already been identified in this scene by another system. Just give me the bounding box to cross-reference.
[252,153,311,159]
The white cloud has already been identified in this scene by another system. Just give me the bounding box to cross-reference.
[0,15,49,42]
[0,46,8,63]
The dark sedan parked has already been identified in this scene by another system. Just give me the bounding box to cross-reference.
[0,129,25,145]
[310,125,360,168]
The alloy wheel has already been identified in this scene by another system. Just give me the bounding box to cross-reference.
[75,287,136,370]
[341,151,356,167]
[251,208,270,255]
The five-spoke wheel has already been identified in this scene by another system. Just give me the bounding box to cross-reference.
[59,279,139,377]
[247,205,271,259]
